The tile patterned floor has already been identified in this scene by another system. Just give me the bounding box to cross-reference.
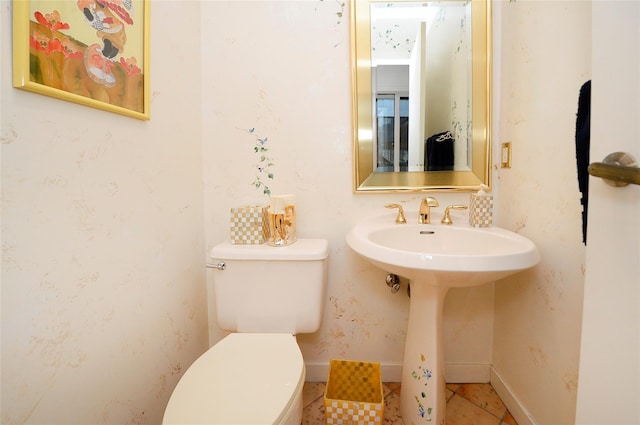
[303,382,518,425]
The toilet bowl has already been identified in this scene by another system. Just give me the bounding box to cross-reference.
[163,333,304,425]
[163,238,329,425]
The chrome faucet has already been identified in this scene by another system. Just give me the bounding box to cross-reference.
[419,197,439,224]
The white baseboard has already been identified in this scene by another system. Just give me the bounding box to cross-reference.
[305,362,491,384]
[490,367,536,425]
[303,362,330,382]
[445,364,491,383]
[303,362,404,382]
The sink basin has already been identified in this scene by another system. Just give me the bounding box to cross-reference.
[347,212,540,287]
[346,212,540,425]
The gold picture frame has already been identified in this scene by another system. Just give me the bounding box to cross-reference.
[13,0,150,120]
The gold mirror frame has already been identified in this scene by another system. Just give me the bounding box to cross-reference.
[351,0,492,192]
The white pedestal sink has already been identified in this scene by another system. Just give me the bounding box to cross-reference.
[346,212,540,425]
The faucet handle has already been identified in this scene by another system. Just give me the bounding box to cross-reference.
[441,205,469,225]
[385,204,407,224]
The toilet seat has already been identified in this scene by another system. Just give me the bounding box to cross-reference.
[163,333,305,425]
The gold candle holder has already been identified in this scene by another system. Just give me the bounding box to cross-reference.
[266,205,296,246]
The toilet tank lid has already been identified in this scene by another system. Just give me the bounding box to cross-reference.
[211,238,329,260]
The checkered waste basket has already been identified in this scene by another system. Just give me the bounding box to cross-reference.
[324,359,384,425]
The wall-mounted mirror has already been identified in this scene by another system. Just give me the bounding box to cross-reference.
[351,0,491,192]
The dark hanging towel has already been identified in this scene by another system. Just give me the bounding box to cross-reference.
[575,80,591,244]
[425,131,455,171]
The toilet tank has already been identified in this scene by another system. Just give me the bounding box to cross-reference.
[210,239,329,334]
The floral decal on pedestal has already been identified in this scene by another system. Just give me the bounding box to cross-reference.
[411,354,433,422]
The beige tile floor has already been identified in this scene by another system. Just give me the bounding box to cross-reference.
[302,382,518,425]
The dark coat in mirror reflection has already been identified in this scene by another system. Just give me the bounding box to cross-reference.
[425,131,455,171]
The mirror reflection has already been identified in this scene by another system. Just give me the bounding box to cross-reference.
[371,1,472,172]
[351,0,491,192]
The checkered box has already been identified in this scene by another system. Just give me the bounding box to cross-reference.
[324,360,384,425]
[469,194,493,228]
[229,206,268,245]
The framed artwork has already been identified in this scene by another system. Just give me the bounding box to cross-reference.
[12,0,150,120]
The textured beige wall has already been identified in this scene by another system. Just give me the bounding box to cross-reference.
[1,2,208,424]
[492,1,590,424]
[201,0,495,384]
[2,1,595,423]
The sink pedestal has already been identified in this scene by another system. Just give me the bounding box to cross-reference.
[400,282,449,425]
[346,216,540,424]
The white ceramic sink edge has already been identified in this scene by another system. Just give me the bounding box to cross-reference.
[346,212,540,287]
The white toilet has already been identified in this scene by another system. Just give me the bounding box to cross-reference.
[163,238,329,425]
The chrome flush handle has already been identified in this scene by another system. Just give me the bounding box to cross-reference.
[206,261,226,270]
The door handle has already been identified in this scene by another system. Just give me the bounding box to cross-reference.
[588,152,639,187]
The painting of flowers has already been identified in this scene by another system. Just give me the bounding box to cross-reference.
[13,0,150,120]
